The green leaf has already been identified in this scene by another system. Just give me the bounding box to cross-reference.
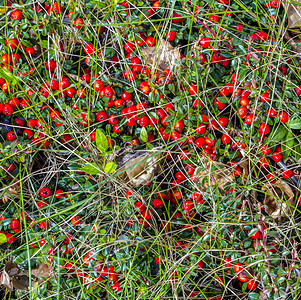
[40,40,49,48]
[215,138,221,154]
[285,131,294,149]
[248,292,260,300]
[288,118,301,130]
[104,47,115,59]
[96,129,108,153]
[217,97,229,103]
[81,163,100,175]
[238,44,247,54]
[244,240,252,248]
[272,126,287,142]
[104,162,118,174]
[294,144,301,160]
[0,68,17,86]
[248,228,259,237]
[0,233,6,244]
[282,131,294,160]
[140,127,148,143]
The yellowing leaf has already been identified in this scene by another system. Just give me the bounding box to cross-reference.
[96,129,108,153]
[81,163,100,175]
[104,162,118,174]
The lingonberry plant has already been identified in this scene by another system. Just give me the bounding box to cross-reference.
[0,0,301,299]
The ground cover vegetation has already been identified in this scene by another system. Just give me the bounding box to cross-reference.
[0,0,301,299]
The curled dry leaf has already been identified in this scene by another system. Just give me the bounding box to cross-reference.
[141,40,181,72]
[0,261,51,291]
[0,264,14,291]
[283,1,301,28]
[193,161,235,192]
[117,148,163,187]
[0,261,28,291]
[30,263,52,284]
[1,182,20,203]
[261,180,294,221]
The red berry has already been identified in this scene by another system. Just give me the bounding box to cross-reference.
[283,169,293,179]
[259,123,270,136]
[195,137,205,148]
[40,220,49,231]
[94,80,105,91]
[3,104,14,116]
[6,131,16,141]
[172,12,184,23]
[134,201,145,212]
[124,69,137,81]
[124,42,135,53]
[196,123,206,134]
[183,200,194,211]
[221,133,231,144]
[200,37,211,48]
[219,117,229,127]
[139,116,150,127]
[10,219,21,230]
[272,152,282,162]
[25,46,35,56]
[244,114,254,125]
[145,36,156,47]
[95,111,107,122]
[153,199,164,209]
[11,9,22,20]
[247,280,258,290]
[260,93,270,102]
[166,31,177,42]
[267,108,277,117]
[279,111,289,123]
[188,84,198,95]
[251,230,262,239]
[45,60,57,72]
[174,120,185,132]
[6,233,15,244]
[50,79,59,90]
[234,262,244,274]
[261,145,272,155]
[237,107,248,118]
[71,215,81,225]
[205,136,216,146]
[103,86,114,97]
[74,18,84,29]
[40,187,51,198]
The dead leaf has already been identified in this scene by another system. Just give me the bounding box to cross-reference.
[1,183,20,203]
[141,40,181,72]
[193,161,235,192]
[261,180,294,220]
[116,148,163,187]
[31,263,51,279]
[283,1,301,28]
[0,261,52,291]
[0,261,28,291]
[0,267,13,292]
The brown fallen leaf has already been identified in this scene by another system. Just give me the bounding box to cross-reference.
[1,183,20,203]
[0,261,52,291]
[141,40,181,72]
[193,161,235,192]
[0,264,14,291]
[261,180,294,221]
[116,148,163,187]
[0,261,28,291]
[283,1,301,28]
[30,263,52,284]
